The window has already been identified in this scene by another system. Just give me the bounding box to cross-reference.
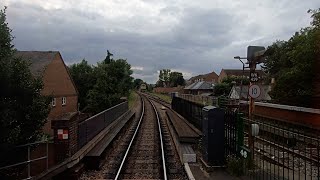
[62,97,66,105]
[52,98,56,107]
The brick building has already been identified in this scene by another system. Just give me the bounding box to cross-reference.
[184,81,214,95]
[188,71,219,85]
[16,51,78,135]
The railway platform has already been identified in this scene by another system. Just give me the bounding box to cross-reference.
[188,163,248,180]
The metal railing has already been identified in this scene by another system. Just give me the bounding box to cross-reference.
[171,96,204,130]
[225,111,244,158]
[78,101,128,149]
[179,94,214,106]
[0,141,49,180]
[243,117,320,179]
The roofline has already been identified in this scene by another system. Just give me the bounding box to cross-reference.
[188,71,219,81]
[56,52,79,96]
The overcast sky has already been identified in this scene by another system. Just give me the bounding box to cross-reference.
[1,0,320,83]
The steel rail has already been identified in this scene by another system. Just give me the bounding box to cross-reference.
[114,97,145,180]
[148,98,168,180]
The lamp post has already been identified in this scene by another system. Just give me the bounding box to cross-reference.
[233,56,249,112]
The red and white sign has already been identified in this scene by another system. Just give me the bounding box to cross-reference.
[248,85,261,99]
[57,129,69,140]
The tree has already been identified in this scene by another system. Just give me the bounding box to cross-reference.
[158,69,171,87]
[221,76,249,86]
[133,78,144,89]
[156,69,185,87]
[104,50,113,64]
[214,83,231,96]
[69,59,95,110]
[87,58,133,113]
[169,71,185,87]
[214,76,249,96]
[263,9,320,106]
[0,7,50,148]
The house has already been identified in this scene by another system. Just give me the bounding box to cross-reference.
[218,69,266,82]
[229,85,271,101]
[188,71,219,85]
[16,51,78,135]
[184,81,214,95]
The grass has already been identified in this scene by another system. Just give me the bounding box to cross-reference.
[150,92,172,103]
[128,91,138,109]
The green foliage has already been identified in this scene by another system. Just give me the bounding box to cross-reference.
[214,76,249,96]
[156,69,185,87]
[263,9,320,106]
[221,76,249,85]
[169,71,185,87]
[0,7,50,148]
[128,91,137,109]
[146,84,154,92]
[157,69,171,87]
[69,59,95,110]
[87,59,133,113]
[214,83,231,96]
[226,155,245,176]
[133,78,144,89]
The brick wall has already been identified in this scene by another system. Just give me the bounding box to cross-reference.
[254,103,320,129]
[218,70,227,82]
[42,53,78,96]
[203,72,219,83]
[43,96,78,135]
[51,113,79,162]
[41,53,78,135]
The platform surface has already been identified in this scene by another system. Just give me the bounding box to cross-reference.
[166,109,201,143]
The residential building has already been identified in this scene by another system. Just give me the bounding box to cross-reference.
[184,81,214,95]
[188,71,219,85]
[16,51,78,135]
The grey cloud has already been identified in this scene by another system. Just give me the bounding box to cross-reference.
[4,0,320,83]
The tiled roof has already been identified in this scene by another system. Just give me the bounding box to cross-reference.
[184,81,214,90]
[188,71,218,82]
[15,51,58,75]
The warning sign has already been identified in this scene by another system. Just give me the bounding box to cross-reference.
[57,129,68,140]
[248,85,261,99]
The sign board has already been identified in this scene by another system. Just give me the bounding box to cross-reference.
[57,129,69,140]
[247,46,265,63]
[239,146,250,159]
[251,124,259,136]
[248,85,261,99]
[250,72,259,82]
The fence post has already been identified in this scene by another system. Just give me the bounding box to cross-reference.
[236,113,244,152]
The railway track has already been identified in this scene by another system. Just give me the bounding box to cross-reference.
[81,93,186,179]
[114,94,167,179]
[244,130,320,179]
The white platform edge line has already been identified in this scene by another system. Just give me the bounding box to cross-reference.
[184,163,196,180]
